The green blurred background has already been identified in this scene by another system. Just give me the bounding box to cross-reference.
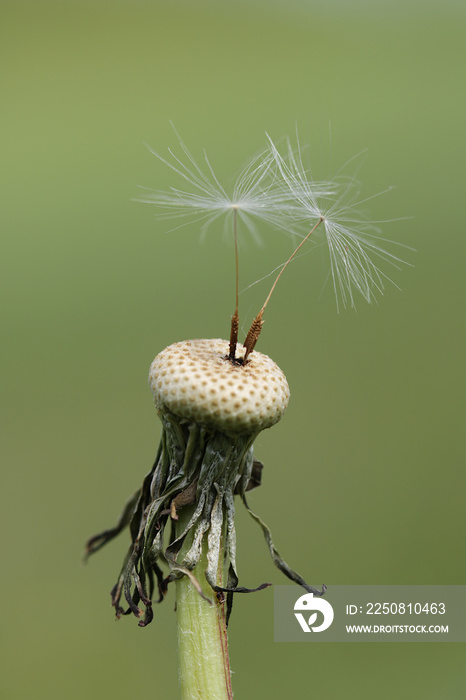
[2,1,465,698]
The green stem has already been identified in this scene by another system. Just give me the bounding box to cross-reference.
[176,506,233,700]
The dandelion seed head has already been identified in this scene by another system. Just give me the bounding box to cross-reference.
[149,339,289,434]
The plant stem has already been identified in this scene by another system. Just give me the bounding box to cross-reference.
[176,506,233,700]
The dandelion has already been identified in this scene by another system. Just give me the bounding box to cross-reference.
[86,130,410,700]
[86,338,325,699]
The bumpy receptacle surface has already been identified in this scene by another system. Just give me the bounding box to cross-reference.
[148,339,290,434]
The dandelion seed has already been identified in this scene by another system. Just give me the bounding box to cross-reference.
[241,132,412,356]
[140,129,411,357]
[138,132,292,240]
[140,129,335,360]
[266,131,413,312]
[139,131,287,360]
